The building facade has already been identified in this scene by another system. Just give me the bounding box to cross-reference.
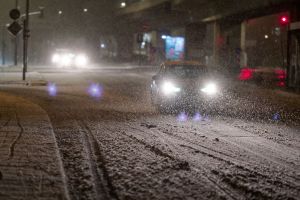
[108,0,299,88]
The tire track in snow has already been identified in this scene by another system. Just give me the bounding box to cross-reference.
[55,106,120,200]
[152,120,299,181]
[76,119,120,200]
[207,122,300,175]
[106,123,241,200]
[122,122,299,200]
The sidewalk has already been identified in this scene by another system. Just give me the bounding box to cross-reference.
[0,71,47,86]
[0,92,69,200]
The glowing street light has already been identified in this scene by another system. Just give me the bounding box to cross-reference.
[161,35,167,40]
[121,2,126,8]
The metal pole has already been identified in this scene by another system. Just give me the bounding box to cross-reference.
[14,0,19,66]
[286,26,291,88]
[139,43,141,66]
[23,0,29,81]
[1,26,6,65]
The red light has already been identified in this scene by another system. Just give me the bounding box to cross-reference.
[277,81,285,87]
[280,16,289,25]
[239,68,253,81]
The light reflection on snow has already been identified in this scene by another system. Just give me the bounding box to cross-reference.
[47,82,57,96]
[273,113,281,121]
[177,112,188,122]
[193,112,202,121]
[177,112,211,122]
[88,83,103,98]
[203,114,210,122]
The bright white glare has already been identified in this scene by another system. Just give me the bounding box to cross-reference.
[75,54,88,67]
[101,43,106,48]
[201,83,217,95]
[52,54,60,63]
[58,10,62,15]
[264,34,269,39]
[61,54,72,66]
[83,8,88,12]
[161,35,167,40]
[162,82,181,95]
[121,2,126,8]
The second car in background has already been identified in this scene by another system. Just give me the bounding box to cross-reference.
[51,49,88,68]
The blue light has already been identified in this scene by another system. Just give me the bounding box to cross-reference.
[273,113,281,121]
[177,112,188,122]
[88,83,103,98]
[203,114,210,122]
[47,82,57,96]
[193,112,202,121]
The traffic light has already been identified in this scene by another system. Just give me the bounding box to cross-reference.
[279,15,289,26]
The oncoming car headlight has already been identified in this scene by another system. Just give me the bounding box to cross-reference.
[75,54,88,67]
[61,54,72,66]
[201,83,217,95]
[52,54,60,63]
[162,82,181,95]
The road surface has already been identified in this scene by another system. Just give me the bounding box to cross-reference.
[0,65,299,200]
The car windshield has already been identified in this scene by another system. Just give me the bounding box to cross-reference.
[165,65,207,78]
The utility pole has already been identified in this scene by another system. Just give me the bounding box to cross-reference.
[14,0,19,66]
[137,33,143,66]
[1,26,6,65]
[23,0,29,81]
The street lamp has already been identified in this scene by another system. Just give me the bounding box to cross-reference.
[121,2,126,8]
[14,0,19,66]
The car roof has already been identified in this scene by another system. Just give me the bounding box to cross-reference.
[163,61,204,66]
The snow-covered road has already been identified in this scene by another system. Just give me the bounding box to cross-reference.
[0,66,299,200]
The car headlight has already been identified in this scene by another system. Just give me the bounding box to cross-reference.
[162,82,181,95]
[52,54,60,63]
[201,83,217,95]
[61,54,72,66]
[75,54,88,67]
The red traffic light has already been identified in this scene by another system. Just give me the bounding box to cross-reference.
[279,16,289,26]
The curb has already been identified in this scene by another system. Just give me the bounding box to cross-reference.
[0,92,70,199]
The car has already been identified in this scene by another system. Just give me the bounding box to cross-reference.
[51,49,88,68]
[150,61,220,112]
